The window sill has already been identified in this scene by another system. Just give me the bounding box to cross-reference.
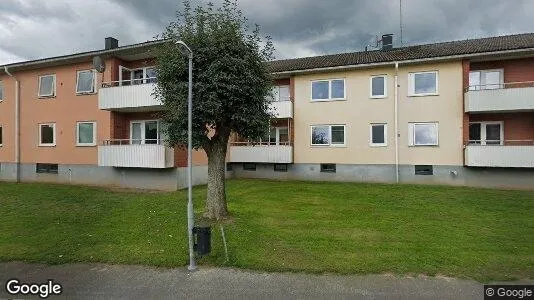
[370,144,388,147]
[370,95,387,99]
[38,144,56,147]
[76,92,97,96]
[38,95,56,99]
[409,144,439,147]
[76,144,96,147]
[408,93,439,97]
[311,98,346,102]
[311,145,347,148]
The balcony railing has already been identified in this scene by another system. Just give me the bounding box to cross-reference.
[268,100,293,118]
[99,79,162,112]
[465,140,534,168]
[98,139,174,168]
[228,141,293,163]
[465,81,534,113]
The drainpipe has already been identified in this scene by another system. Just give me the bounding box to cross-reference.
[394,62,399,183]
[4,66,20,183]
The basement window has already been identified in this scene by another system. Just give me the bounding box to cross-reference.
[415,165,433,175]
[320,164,336,173]
[243,163,256,171]
[274,164,288,172]
[226,163,233,171]
[36,163,59,174]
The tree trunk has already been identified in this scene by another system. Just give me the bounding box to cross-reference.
[204,142,229,219]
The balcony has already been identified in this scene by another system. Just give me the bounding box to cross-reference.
[465,141,534,168]
[268,100,293,118]
[229,142,293,163]
[99,80,163,112]
[465,82,534,113]
[98,140,174,168]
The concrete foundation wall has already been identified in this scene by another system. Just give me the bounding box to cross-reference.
[229,163,534,190]
[0,163,209,191]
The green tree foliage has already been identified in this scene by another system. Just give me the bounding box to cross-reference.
[155,0,275,219]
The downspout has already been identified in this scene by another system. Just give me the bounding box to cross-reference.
[394,62,399,183]
[4,66,20,183]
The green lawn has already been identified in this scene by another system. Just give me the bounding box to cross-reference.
[0,179,533,281]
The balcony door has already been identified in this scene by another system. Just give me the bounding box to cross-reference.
[130,120,160,145]
[119,66,157,85]
[469,69,503,90]
[268,127,289,145]
[469,121,504,145]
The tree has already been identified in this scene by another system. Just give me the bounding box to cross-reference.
[155,0,274,219]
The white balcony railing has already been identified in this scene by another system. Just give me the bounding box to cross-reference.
[99,80,163,112]
[229,142,293,163]
[465,141,534,168]
[98,139,174,168]
[465,82,534,113]
[268,100,293,118]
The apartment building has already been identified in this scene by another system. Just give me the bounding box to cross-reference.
[1,33,533,190]
[228,33,534,189]
[0,38,208,190]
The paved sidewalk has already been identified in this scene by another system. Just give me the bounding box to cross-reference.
[0,262,530,299]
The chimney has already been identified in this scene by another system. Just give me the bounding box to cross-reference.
[105,37,119,50]
[381,34,393,51]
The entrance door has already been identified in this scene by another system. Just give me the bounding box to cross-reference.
[469,122,503,145]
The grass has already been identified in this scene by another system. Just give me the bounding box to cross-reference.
[0,179,533,282]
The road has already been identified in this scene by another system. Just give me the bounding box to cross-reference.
[1,262,530,299]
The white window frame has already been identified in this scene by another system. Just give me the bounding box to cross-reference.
[310,124,346,147]
[468,69,504,90]
[76,69,97,94]
[468,121,504,145]
[76,121,97,146]
[408,122,439,146]
[130,120,161,144]
[0,125,3,146]
[408,71,439,96]
[311,79,346,101]
[370,123,388,147]
[38,123,56,147]
[0,80,4,101]
[38,74,56,98]
[130,66,157,84]
[369,75,387,98]
[267,127,289,145]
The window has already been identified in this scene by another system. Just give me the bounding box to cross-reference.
[311,79,345,101]
[226,163,233,171]
[267,127,289,145]
[0,80,3,101]
[320,164,336,173]
[130,120,162,144]
[370,123,387,146]
[36,163,58,174]
[38,74,56,97]
[408,71,438,96]
[274,164,288,172]
[415,165,433,175]
[119,66,157,85]
[409,122,438,146]
[76,70,96,94]
[269,85,290,102]
[311,125,345,146]
[469,69,503,90]
[469,122,503,145]
[76,122,96,146]
[0,126,2,146]
[39,123,56,146]
[370,75,387,98]
[243,163,256,171]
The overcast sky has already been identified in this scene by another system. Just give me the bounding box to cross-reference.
[1,0,534,65]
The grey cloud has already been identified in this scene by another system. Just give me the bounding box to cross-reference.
[1,0,534,64]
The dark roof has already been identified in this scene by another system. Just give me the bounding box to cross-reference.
[268,33,534,73]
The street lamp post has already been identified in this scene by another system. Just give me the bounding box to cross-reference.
[176,40,196,271]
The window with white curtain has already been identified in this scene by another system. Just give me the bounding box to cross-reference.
[76,122,96,146]
[469,69,503,90]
